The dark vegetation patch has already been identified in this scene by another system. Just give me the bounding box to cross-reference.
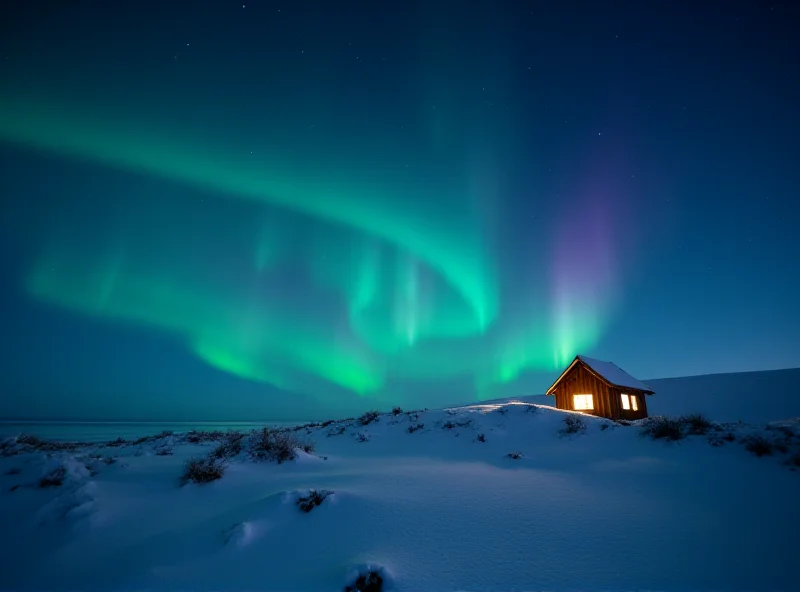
[766,425,796,439]
[358,411,380,426]
[560,415,587,435]
[640,416,685,441]
[327,425,347,437]
[2,434,91,456]
[4,467,21,475]
[600,423,610,431]
[155,446,174,456]
[407,423,424,434]
[475,433,486,443]
[787,452,800,469]
[131,430,174,445]
[296,489,333,513]
[344,569,383,592]
[392,406,403,416]
[742,435,773,457]
[442,419,472,430]
[39,466,67,488]
[105,437,130,448]
[180,457,226,485]
[495,407,508,415]
[506,451,523,460]
[641,414,723,441]
[682,413,714,435]
[185,430,226,444]
[249,428,308,463]
[210,431,246,459]
[708,430,739,446]
[355,432,370,443]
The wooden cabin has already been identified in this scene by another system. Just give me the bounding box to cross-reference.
[545,355,654,420]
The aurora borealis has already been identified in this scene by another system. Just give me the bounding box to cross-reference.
[1,1,798,421]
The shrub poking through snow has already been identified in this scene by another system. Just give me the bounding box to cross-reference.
[355,432,370,443]
[476,433,486,443]
[39,466,67,488]
[156,446,174,456]
[344,569,384,592]
[507,451,523,460]
[766,425,795,439]
[681,413,714,435]
[442,418,472,430]
[180,457,226,485]
[496,406,508,415]
[132,430,174,445]
[18,434,45,448]
[296,489,333,513]
[327,425,346,437]
[407,423,424,434]
[211,431,246,459]
[708,432,736,447]
[358,410,380,426]
[640,416,685,441]
[742,435,773,457]
[249,428,273,459]
[105,436,129,448]
[249,428,303,463]
[391,406,403,416]
[560,415,587,435]
[186,430,226,444]
[787,452,800,469]
[6,434,89,454]
[600,423,610,431]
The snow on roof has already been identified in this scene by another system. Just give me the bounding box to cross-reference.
[577,355,654,393]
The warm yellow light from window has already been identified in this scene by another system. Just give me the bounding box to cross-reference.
[573,394,594,410]
[631,395,639,411]
[621,393,630,410]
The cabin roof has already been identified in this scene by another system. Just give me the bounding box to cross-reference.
[546,355,655,395]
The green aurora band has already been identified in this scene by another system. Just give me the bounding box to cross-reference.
[1,96,613,401]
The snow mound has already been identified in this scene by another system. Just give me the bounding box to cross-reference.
[221,521,260,548]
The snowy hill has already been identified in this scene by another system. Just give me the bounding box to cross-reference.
[494,367,800,424]
[1,398,799,591]
[645,368,800,423]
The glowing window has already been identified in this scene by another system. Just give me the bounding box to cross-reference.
[621,393,630,410]
[631,395,639,411]
[573,394,594,410]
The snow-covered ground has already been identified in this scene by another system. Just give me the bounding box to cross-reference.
[1,371,799,591]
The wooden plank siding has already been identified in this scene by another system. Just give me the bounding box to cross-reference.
[551,361,650,420]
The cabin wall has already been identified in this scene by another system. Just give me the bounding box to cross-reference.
[552,363,650,420]
[612,387,649,420]
[553,363,615,418]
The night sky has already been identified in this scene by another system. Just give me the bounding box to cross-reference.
[0,1,797,421]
